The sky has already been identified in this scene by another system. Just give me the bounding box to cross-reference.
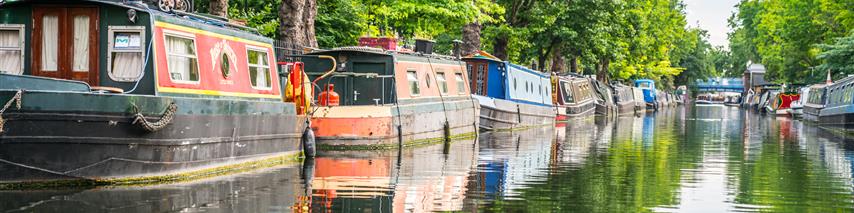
[683,0,741,48]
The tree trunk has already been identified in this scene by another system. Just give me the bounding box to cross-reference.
[597,58,609,82]
[279,0,318,52]
[550,47,565,74]
[493,36,508,60]
[209,0,228,17]
[569,55,578,74]
[461,22,481,56]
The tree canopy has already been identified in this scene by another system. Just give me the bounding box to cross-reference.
[189,0,852,87]
[728,0,854,83]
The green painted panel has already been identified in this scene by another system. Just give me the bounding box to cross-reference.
[98,4,156,95]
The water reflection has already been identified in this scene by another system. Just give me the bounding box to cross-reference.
[1,165,307,212]
[5,107,854,212]
[310,139,478,212]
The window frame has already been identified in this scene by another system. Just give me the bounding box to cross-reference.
[163,30,201,84]
[246,45,274,90]
[107,26,146,82]
[436,71,448,94]
[455,72,466,95]
[0,24,25,75]
[407,69,420,96]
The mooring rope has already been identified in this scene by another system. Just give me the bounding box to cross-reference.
[0,90,23,134]
[132,102,178,132]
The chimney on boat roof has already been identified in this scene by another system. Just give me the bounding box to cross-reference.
[415,39,435,55]
[452,40,463,58]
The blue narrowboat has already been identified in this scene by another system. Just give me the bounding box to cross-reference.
[634,79,657,110]
[463,52,555,131]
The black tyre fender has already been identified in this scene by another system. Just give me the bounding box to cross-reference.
[301,125,316,158]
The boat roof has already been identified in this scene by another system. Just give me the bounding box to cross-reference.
[2,0,268,41]
[635,79,655,83]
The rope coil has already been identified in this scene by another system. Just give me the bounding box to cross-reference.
[0,90,23,135]
[132,102,178,132]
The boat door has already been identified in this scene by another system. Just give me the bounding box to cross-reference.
[32,6,99,85]
[467,61,489,96]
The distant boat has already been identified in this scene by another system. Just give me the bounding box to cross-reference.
[634,79,658,110]
[464,52,555,131]
[803,84,827,122]
[551,75,595,124]
[612,84,638,116]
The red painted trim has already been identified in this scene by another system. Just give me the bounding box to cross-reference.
[153,25,281,97]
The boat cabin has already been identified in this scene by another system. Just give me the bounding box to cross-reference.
[300,47,470,106]
[463,54,553,106]
[0,0,281,101]
[553,75,594,107]
[634,79,657,104]
[824,76,854,110]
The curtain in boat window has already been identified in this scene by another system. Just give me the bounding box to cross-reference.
[72,15,89,72]
[248,49,270,89]
[41,15,59,71]
[0,29,22,75]
[111,52,143,80]
[165,35,198,82]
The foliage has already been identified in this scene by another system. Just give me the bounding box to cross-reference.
[817,31,854,77]
[729,0,854,84]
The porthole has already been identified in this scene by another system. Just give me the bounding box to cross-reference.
[425,73,432,88]
[221,53,231,78]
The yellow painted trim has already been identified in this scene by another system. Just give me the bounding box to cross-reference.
[155,22,273,48]
[158,86,282,99]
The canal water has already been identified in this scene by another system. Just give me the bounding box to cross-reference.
[3,106,854,212]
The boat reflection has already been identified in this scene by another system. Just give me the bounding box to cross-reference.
[1,164,307,212]
[309,138,479,212]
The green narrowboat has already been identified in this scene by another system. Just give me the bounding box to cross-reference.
[0,0,308,185]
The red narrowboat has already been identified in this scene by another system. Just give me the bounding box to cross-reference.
[299,44,479,150]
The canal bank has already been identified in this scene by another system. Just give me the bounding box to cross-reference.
[3,106,854,212]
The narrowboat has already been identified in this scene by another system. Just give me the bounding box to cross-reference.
[634,79,658,110]
[464,52,554,131]
[300,44,479,149]
[765,91,800,116]
[611,84,637,116]
[631,86,646,113]
[552,74,595,123]
[788,87,808,117]
[803,84,827,122]
[590,78,617,116]
[818,76,854,128]
[0,0,309,184]
[675,85,687,105]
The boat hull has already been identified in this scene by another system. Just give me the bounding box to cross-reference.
[0,90,305,184]
[803,105,823,122]
[475,96,555,131]
[309,97,479,150]
[555,101,595,124]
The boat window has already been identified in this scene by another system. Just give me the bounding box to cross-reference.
[407,70,420,96]
[165,33,200,83]
[72,15,90,72]
[221,53,231,78]
[638,82,651,89]
[513,78,517,91]
[437,72,448,94]
[247,47,272,89]
[107,26,145,81]
[41,14,59,72]
[0,24,24,75]
[455,73,466,94]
